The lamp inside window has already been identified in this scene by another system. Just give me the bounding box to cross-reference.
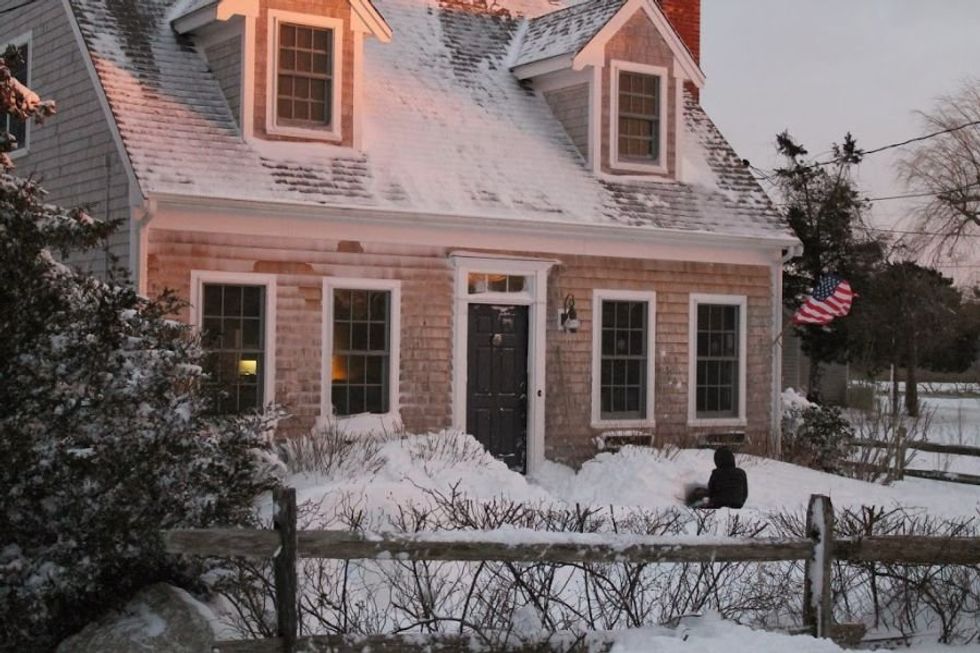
[238,358,258,376]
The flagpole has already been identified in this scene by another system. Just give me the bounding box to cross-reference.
[772,317,794,346]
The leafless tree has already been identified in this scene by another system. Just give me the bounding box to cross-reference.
[897,80,980,258]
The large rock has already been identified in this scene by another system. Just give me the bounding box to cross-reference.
[56,583,216,653]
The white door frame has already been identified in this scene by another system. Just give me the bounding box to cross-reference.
[450,253,556,474]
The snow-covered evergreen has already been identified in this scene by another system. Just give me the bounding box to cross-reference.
[0,48,279,652]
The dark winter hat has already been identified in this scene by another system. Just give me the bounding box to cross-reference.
[714,446,736,469]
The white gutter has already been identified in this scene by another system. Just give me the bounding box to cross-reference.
[131,198,157,295]
[147,192,802,252]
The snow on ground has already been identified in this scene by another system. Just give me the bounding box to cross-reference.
[255,421,980,652]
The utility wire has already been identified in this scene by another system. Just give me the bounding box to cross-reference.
[748,118,980,178]
[857,224,980,239]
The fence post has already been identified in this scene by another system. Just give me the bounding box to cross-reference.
[273,487,298,652]
[803,494,833,638]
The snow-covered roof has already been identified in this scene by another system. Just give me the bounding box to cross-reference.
[512,0,625,68]
[65,0,796,243]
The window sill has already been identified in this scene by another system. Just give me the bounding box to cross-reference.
[267,122,342,143]
[687,417,746,428]
[9,146,29,160]
[610,158,668,175]
[591,418,656,430]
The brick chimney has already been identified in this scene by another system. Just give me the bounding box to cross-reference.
[658,0,700,63]
[658,0,700,99]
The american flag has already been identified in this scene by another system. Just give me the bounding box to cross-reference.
[792,274,854,325]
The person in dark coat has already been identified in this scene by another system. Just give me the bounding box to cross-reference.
[707,447,748,508]
[684,447,748,509]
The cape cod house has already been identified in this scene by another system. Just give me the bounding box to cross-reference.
[2,0,800,472]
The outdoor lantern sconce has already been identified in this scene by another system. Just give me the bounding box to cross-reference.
[560,294,580,333]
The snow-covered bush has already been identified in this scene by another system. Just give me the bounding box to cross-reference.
[781,389,855,472]
[0,68,278,649]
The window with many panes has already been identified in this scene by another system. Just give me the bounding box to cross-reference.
[617,70,661,162]
[695,303,740,418]
[276,22,333,127]
[599,300,649,420]
[201,284,266,413]
[3,42,29,152]
[331,289,391,415]
[466,273,526,294]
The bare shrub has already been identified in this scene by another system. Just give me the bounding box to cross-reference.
[276,422,391,476]
[847,404,932,483]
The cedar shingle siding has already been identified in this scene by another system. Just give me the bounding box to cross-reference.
[1,0,132,274]
[205,35,243,124]
[544,83,590,159]
[149,229,774,464]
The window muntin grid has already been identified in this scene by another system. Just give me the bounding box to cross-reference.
[617,71,661,162]
[276,23,333,126]
[201,284,266,413]
[331,289,390,416]
[466,273,527,294]
[695,304,740,418]
[599,300,648,420]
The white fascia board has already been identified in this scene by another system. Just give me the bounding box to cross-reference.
[350,0,393,42]
[531,67,591,94]
[147,192,801,253]
[511,54,574,81]
[572,0,705,88]
[172,0,257,34]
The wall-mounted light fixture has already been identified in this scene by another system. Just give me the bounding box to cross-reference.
[559,294,580,333]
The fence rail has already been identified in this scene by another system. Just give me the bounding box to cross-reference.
[851,437,980,485]
[165,490,980,653]
[852,438,980,458]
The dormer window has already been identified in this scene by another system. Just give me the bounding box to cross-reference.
[609,60,668,174]
[266,10,343,142]
[618,71,660,161]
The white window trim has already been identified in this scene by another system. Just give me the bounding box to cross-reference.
[687,293,748,427]
[265,10,344,142]
[450,254,555,475]
[4,31,32,160]
[321,277,402,422]
[189,270,278,408]
[609,59,669,175]
[591,289,657,429]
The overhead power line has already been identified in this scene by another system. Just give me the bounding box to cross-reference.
[811,119,980,168]
[747,119,980,180]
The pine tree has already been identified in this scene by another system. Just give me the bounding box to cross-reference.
[775,132,885,400]
[1,46,279,651]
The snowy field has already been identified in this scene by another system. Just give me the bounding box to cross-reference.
[222,423,980,653]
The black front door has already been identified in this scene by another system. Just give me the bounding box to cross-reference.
[466,304,529,473]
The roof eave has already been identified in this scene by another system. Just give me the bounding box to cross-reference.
[351,0,393,42]
[511,53,574,80]
[172,0,258,34]
[145,191,801,251]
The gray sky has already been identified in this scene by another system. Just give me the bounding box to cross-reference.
[701,0,980,285]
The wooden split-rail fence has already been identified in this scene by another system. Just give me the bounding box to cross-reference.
[164,490,980,653]
[852,437,980,486]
